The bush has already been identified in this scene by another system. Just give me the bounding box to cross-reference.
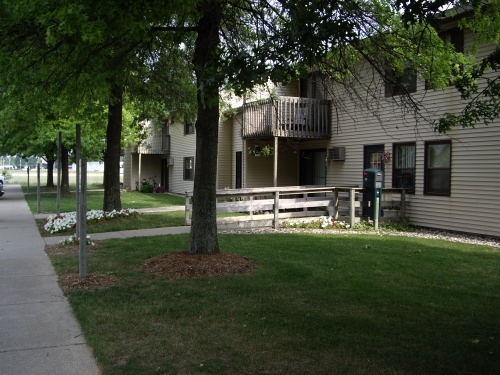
[140,184,154,193]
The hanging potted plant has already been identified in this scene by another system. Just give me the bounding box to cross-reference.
[248,144,274,157]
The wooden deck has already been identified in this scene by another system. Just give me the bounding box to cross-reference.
[242,97,331,139]
[135,134,170,154]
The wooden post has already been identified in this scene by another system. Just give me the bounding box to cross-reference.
[249,195,254,219]
[333,188,339,219]
[273,136,278,187]
[56,131,61,215]
[349,188,356,228]
[36,163,41,213]
[76,124,80,238]
[78,159,87,279]
[374,195,380,230]
[137,154,142,191]
[273,191,280,229]
[185,192,191,225]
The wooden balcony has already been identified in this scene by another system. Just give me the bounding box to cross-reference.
[136,134,170,154]
[242,96,331,139]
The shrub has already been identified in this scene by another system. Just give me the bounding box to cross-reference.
[140,184,154,193]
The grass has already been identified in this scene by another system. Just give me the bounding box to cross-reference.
[25,190,185,214]
[38,211,186,236]
[48,232,500,375]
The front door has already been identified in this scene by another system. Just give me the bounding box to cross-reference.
[363,145,384,216]
[161,159,169,191]
[235,151,242,189]
[299,149,326,186]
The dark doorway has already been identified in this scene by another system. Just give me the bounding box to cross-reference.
[235,151,242,189]
[363,145,384,216]
[299,149,326,186]
[161,159,169,191]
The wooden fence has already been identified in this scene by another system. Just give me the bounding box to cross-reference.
[185,186,407,230]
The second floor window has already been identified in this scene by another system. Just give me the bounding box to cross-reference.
[184,122,194,135]
[424,141,451,196]
[385,68,417,97]
[184,157,194,181]
[393,143,416,193]
[440,27,464,53]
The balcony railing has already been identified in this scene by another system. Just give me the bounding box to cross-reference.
[242,96,331,139]
[136,134,170,154]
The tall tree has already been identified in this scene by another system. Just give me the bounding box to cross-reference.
[0,0,195,210]
[188,1,223,254]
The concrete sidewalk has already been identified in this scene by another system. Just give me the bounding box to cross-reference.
[0,185,101,375]
[44,225,191,246]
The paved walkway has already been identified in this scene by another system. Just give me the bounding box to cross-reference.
[0,185,101,375]
[35,205,190,245]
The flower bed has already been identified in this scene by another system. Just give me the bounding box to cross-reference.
[282,216,351,230]
[44,209,137,234]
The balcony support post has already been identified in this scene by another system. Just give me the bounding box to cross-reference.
[273,136,278,187]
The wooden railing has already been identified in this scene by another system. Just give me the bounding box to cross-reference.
[136,134,170,154]
[242,97,331,139]
[185,186,408,230]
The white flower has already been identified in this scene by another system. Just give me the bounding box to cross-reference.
[45,209,136,234]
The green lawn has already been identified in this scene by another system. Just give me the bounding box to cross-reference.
[25,190,185,214]
[48,233,500,375]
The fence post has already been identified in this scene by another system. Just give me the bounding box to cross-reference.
[273,191,280,229]
[333,188,339,219]
[249,195,254,219]
[349,188,356,228]
[185,192,191,226]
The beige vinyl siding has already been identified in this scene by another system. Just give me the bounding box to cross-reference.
[217,119,233,189]
[122,120,168,190]
[233,114,244,188]
[277,149,299,186]
[244,140,299,188]
[168,122,196,194]
[276,82,299,97]
[136,154,163,183]
[122,145,134,189]
[326,30,500,237]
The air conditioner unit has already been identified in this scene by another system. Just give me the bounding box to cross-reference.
[328,147,345,161]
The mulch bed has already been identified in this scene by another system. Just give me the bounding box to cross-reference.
[45,243,100,256]
[58,273,120,291]
[144,251,258,279]
[46,243,258,291]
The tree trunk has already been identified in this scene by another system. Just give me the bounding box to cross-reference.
[44,143,58,187]
[60,144,71,194]
[45,158,55,187]
[103,84,123,211]
[188,1,222,255]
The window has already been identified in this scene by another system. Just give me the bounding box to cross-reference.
[184,122,194,135]
[426,28,465,90]
[393,143,416,193]
[439,27,464,53]
[424,141,451,195]
[385,68,417,97]
[184,157,194,180]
